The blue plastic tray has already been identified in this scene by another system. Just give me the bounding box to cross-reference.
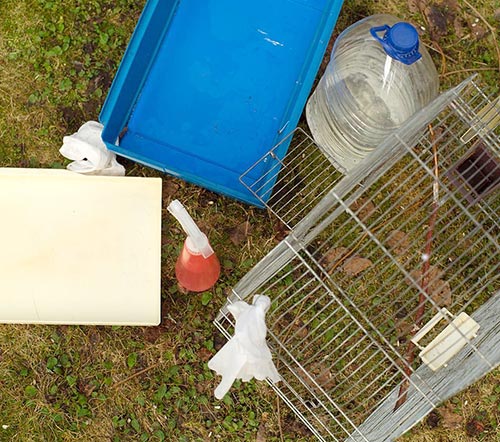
[100,0,344,206]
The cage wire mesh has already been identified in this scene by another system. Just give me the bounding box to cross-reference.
[214,77,500,441]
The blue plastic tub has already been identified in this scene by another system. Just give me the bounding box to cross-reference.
[100,0,344,206]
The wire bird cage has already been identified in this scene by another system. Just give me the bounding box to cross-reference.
[215,77,500,441]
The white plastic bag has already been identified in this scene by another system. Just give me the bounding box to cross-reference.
[208,295,281,399]
[60,121,125,176]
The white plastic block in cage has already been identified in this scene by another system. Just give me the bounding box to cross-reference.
[215,77,500,442]
[411,308,480,371]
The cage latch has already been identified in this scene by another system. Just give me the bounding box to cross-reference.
[411,308,480,371]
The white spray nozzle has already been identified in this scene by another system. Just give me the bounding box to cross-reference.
[167,199,214,258]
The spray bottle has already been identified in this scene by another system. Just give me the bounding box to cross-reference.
[167,199,220,292]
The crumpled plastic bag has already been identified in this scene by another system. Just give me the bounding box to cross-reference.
[60,121,125,176]
[208,295,281,399]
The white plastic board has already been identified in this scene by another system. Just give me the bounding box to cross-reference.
[0,168,162,325]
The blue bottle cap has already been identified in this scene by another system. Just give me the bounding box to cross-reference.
[370,22,422,65]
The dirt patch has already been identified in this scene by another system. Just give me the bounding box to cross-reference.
[141,326,163,344]
[386,230,410,255]
[426,410,441,428]
[255,412,269,442]
[350,198,376,222]
[227,221,252,246]
[162,178,181,200]
[273,219,291,242]
[59,105,85,133]
[322,246,350,272]
[196,189,219,207]
[410,0,460,41]
[409,265,452,306]
[343,256,373,276]
[465,418,486,437]
[440,403,464,429]
[468,19,487,40]
[197,347,214,362]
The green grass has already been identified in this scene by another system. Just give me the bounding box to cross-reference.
[0,0,498,441]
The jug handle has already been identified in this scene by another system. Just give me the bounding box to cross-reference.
[370,25,390,43]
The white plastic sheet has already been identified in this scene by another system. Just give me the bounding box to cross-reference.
[208,295,281,399]
[0,168,161,325]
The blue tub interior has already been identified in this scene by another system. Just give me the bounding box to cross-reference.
[100,0,344,206]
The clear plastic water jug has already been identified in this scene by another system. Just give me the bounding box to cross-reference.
[306,14,439,172]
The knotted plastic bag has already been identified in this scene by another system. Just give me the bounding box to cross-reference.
[208,295,281,399]
[60,121,125,176]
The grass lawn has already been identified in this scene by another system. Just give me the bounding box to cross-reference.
[0,0,498,441]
